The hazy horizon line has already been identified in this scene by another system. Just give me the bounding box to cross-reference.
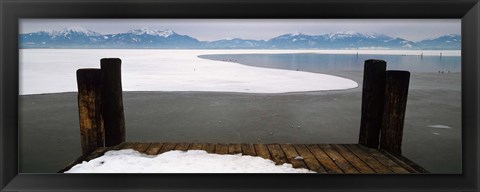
[20,26,461,42]
[20,19,461,41]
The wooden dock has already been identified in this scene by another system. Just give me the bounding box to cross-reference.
[62,58,428,173]
[60,142,428,173]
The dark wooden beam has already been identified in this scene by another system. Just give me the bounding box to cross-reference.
[380,70,410,154]
[101,58,126,147]
[76,68,104,154]
[359,59,386,148]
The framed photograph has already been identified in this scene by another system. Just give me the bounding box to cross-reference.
[1,0,479,191]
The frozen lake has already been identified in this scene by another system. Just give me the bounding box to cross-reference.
[20,49,367,95]
[19,49,460,95]
[19,49,461,173]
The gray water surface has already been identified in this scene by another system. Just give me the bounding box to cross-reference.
[199,53,461,73]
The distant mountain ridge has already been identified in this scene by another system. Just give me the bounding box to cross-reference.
[416,34,461,50]
[20,27,461,50]
[265,32,417,49]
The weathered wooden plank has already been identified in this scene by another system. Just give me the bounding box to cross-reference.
[241,144,256,156]
[215,143,229,154]
[110,142,128,151]
[158,143,177,154]
[379,150,428,173]
[380,151,420,173]
[121,142,138,149]
[280,144,308,169]
[63,142,427,174]
[267,144,289,165]
[306,144,343,173]
[76,69,104,154]
[202,143,216,153]
[145,143,163,155]
[359,59,387,148]
[293,144,326,173]
[188,143,203,150]
[175,143,190,151]
[134,143,151,153]
[344,144,392,173]
[253,144,271,160]
[101,58,126,147]
[228,144,242,154]
[380,71,410,154]
[84,147,109,161]
[331,144,375,173]
[318,144,359,173]
[357,145,410,173]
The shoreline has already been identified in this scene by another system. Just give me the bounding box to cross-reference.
[21,48,462,56]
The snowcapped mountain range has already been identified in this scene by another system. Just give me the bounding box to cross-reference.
[20,27,461,50]
[265,32,418,49]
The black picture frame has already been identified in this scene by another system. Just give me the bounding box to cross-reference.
[1,0,479,191]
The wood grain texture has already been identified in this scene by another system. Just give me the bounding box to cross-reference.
[175,143,190,151]
[228,144,242,154]
[145,143,163,155]
[380,149,428,173]
[293,144,326,173]
[332,144,375,173]
[62,143,427,173]
[344,144,392,173]
[158,143,177,154]
[121,142,138,149]
[188,143,203,150]
[267,144,288,165]
[202,143,216,153]
[306,144,343,173]
[318,144,359,173]
[359,59,386,148]
[380,70,410,154]
[357,145,409,173]
[84,147,109,161]
[253,144,271,160]
[133,143,151,153]
[280,144,308,169]
[215,143,229,154]
[76,69,104,154]
[241,144,256,156]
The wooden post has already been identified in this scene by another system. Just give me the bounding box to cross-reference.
[380,70,410,154]
[358,59,386,148]
[101,58,126,147]
[77,69,104,154]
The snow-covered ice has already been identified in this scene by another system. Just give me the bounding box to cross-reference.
[20,49,459,95]
[64,149,315,173]
[20,49,361,95]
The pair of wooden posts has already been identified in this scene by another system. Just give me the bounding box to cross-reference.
[76,58,409,155]
[77,58,125,154]
[359,59,410,154]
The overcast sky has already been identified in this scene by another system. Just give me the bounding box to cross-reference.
[20,19,460,41]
